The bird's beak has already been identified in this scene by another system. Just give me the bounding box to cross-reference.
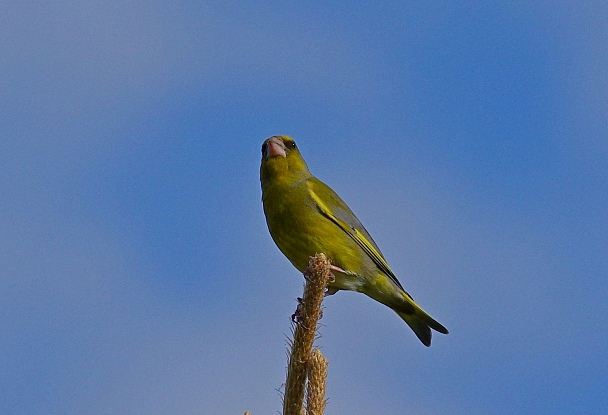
[266,136,287,158]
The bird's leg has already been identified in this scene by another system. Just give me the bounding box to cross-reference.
[329,264,345,274]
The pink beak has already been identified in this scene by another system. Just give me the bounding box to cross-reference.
[266,137,287,158]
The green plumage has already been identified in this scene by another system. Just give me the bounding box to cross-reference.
[260,135,448,346]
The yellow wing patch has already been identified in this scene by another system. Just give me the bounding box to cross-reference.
[309,187,404,290]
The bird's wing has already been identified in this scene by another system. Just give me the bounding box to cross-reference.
[308,178,405,291]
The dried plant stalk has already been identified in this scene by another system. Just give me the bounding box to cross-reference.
[306,349,328,415]
[283,253,331,415]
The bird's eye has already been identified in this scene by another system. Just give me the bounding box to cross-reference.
[261,142,268,156]
[285,140,297,150]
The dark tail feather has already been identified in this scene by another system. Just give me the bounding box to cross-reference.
[395,293,448,347]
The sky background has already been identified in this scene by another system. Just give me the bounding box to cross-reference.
[2,2,607,414]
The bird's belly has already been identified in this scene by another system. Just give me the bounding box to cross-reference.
[271,217,371,291]
[264,187,373,292]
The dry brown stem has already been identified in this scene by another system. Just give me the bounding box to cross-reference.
[306,349,328,415]
[282,253,331,415]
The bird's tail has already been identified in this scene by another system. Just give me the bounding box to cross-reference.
[394,291,448,347]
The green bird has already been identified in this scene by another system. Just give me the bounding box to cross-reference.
[260,135,448,346]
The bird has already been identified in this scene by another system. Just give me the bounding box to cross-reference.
[260,135,448,346]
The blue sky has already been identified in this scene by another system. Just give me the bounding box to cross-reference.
[2,2,607,414]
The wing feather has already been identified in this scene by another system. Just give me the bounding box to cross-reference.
[308,178,405,291]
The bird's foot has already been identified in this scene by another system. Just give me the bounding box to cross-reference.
[291,297,304,323]
[323,264,342,296]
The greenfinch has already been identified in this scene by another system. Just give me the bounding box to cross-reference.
[260,135,448,346]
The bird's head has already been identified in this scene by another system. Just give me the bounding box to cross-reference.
[260,136,310,188]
